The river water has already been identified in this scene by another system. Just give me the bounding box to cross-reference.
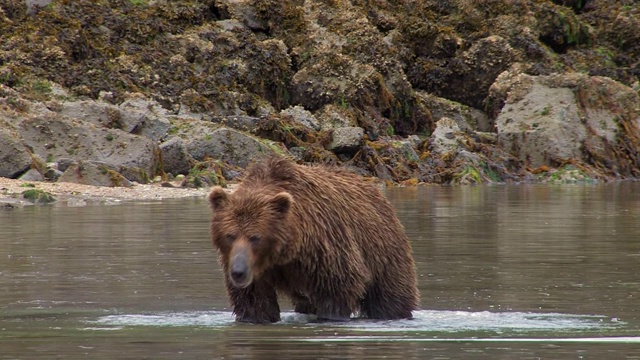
[1,183,639,359]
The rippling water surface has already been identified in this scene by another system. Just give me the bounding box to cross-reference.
[1,183,639,359]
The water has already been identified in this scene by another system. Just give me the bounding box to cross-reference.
[1,183,639,359]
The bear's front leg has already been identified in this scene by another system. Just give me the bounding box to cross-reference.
[226,277,280,323]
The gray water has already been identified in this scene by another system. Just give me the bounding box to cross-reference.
[1,183,639,359]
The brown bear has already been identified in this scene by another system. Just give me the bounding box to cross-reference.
[208,156,419,323]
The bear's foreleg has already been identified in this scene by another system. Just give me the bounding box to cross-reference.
[226,278,281,323]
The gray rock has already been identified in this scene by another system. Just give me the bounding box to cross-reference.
[216,0,266,31]
[416,91,491,132]
[0,128,32,178]
[496,81,584,167]
[58,161,132,187]
[327,127,364,153]
[429,118,462,154]
[315,104,357,130]
[280,105,321,131]
[57,158,77,173]
[58,98,171,142]
[210,115,261,132]
[159,137,195,176]
[18,115,160,183]
[26,0,52,14]
[493,72,640,170]
[43,168,63,181]
[185,127,279,168]
[18,168,44,182]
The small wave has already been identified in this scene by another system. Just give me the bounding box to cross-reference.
[91,309,621,333]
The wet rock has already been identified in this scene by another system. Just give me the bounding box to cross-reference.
[327,127,364,154]
[58,161,132,187]
[159,137,195,176]
[0,128,32,178]
[18,115,160,183]
[185,127,280,168]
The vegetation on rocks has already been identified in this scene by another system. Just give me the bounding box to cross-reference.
[0,0,639,189]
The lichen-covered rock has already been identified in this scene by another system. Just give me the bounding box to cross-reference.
[429,118,464,155]
[493,71,640,178]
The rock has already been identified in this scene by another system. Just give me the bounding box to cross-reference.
[429,117,463,154]
[280,105,321,131]
[185,127,279,168]
[216,0,266,31]
[43,167,63,181]
[18,115,160,183]
[25,0,52,14]
[0,128,32,178]
[327,127,364,153]
[18,168,44,182]
[58,97,171,142]
[410,35,518,109]
[406,135,422,149]
[58,161,132,187]
[493,72,640,176]
[210,115,261,132]
[416,91,491,132]
[159,137,195,176]
[315,104,358,130]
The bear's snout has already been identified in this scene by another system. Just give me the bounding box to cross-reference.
[230,250,253,288]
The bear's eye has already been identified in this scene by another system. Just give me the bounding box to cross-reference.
[248,235,261,244]
[224,234,236,244]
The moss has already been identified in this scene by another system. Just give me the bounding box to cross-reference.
[453,165,483,184]
[22,189,56,204]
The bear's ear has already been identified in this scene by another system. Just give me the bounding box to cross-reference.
[270,192,293,217]
[208,186,229,211]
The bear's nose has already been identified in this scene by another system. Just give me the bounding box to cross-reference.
[230,253,250,285]
[231,264,247,282]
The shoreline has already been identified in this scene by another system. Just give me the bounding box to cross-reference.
[0,177,222,207]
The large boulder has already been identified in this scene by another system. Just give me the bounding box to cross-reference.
[492,70,640,177]
[159,137,195,176]
[0,127,32,178]
[184,127,280,168]
[57,97,171,142]
[18,115,160,183]
[58,160,131,187]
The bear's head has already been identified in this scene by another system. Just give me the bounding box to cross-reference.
[208,186,297,288]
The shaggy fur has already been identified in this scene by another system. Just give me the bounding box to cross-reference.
[209,156,419,323]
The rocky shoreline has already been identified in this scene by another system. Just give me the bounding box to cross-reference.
[1,0,639,206]
[0,176,214,207]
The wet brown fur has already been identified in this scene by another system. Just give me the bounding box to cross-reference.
[209,156,419,323]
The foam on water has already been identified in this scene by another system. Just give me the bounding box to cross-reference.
[93,309,621,333]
